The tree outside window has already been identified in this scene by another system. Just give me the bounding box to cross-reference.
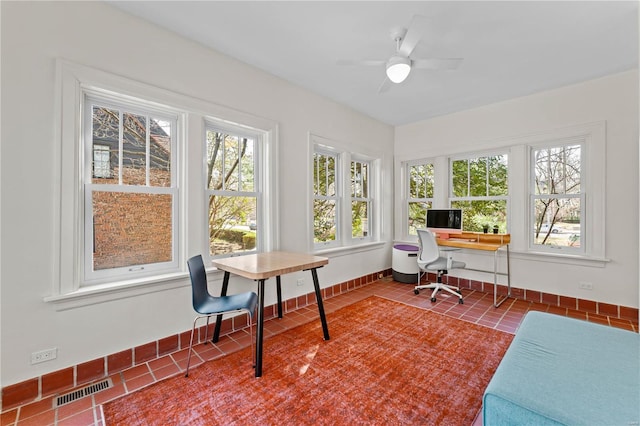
[313,151,338,245]
[206,129,258,257]
[450,154,508,233]
[407,162,434,235]
[351,160,370,238]
[532,144,582,249]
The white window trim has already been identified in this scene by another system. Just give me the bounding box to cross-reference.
[203,120,269,260]
[394,121,606,264]
[528,139,584,256]
[309,133,381,253]
[350,155,373,242]
[526,130,601,257]
[404,159,435,237]
[312,145,342,250]
[449,150,510,233]
[82,94,181,285]
[47,59,278,310]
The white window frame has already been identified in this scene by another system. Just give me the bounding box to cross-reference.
[405,159,435,236]
[449,150,510,233]
[48,59,278,309]
[310,134,380,253]
[350,155,373,242]
[528,138,585,255]
[204,120,264,260]
[313,145,342,249]
[82,94,180,284]
[394,122,605,264]
[518,122,606,260]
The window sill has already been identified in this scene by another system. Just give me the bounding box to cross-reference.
[508,249,609,268]
[44,272,189,311]
[314,241,387,258]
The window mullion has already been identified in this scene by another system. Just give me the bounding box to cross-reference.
[118,111,123,185]
[145,114,150,187]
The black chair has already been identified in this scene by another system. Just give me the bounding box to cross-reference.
[185,255,258,377]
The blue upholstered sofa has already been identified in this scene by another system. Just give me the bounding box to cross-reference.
[483,311,639,425]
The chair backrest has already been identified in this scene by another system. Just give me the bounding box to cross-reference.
[187,255,211,309]
[417,229,440,267]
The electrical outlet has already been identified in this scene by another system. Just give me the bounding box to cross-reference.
[296,278,304,286]
[578,281,593,290]
[31,348,57,364]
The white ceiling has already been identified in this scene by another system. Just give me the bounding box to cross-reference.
[109,1,638,126]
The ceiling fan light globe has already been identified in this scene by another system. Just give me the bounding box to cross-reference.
[386,56,411,83]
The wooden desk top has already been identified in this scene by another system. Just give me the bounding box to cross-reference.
[437,232,510,251]
[210,251,329,280]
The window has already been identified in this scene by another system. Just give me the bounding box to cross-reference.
[83,96,178,283]
[450,153,508,233]
[311,136,379,251]
[313,149,339,247]
[51,60,278,306]
[531,142,583,252]
[92,144,111,178]
[350,159,371,238]
[206,125,260,258]
[394,122,604,262]
[406,161,434,235]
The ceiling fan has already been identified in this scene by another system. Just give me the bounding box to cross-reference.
[338,15,463,93]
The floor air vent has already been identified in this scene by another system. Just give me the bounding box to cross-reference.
[54,378,113,408]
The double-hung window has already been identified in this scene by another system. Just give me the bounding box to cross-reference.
[531,142,583,252]
[350,158,371,239]
[52,61,278,307]
[313,149,340,247]
[206,124,260,258]
[312,136,379,250]
[450,153,509,233]
[406,161,434,236]
[83,95,179,283]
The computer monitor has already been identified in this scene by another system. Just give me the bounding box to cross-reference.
[426,209,463,239]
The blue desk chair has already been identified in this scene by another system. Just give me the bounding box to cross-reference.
[413,229,465,304]
[185,255,258,377]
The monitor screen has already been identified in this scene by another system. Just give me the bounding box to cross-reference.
[426,209,463,237]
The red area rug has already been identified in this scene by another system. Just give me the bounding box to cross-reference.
[103,296,513,425]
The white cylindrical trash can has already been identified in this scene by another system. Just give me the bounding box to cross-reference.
[392,244,419,283]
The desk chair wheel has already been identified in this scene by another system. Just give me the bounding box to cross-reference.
[458,298,464,304]
[414,289,420,295]
[430,297,437,302]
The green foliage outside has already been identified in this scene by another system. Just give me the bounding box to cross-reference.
[207,131,258,256]
[408,163,434,234]
[450,155,508,233]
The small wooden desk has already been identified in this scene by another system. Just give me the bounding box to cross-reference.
[211,251,330,377]
[436,233,511,307]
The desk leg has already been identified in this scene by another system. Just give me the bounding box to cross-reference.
[311,268,330,341]
[212,271,230,343]
[493,245,511,308]
[255,278,265,378]
[276,275,283,318]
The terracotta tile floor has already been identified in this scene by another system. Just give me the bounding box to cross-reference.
[2,278,637,426]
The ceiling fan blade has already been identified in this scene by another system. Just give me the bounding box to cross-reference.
[398,15,429,57]
[412,58,463,70]
[377,77,392,94]
[337,59,386,67]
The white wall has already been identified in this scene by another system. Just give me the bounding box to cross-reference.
[0,2,394,387]
[395,70,639,309]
